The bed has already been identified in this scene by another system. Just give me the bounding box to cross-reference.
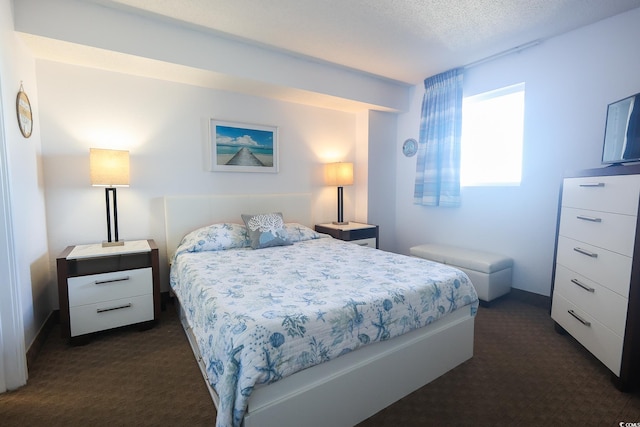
[164,194,478,427]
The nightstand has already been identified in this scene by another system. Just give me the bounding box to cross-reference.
[56,239,161,344]
[315,222,379,248]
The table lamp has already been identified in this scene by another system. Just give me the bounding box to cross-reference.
[324,162,353,225]
[90,148,130,247]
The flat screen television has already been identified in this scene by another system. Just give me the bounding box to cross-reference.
[602,92,640,165]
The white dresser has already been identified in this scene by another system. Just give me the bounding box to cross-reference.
[551,166,640,390]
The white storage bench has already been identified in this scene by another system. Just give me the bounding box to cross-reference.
[410,244,512,304]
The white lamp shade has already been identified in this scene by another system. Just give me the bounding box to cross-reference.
[324,162,353,186]
[90,148,130,187]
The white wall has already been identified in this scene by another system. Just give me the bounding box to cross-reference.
[0,0,51,379]
[367,110,398,250]
[395,8,640,296]
[14,0,409,113]
[38,61,359,295]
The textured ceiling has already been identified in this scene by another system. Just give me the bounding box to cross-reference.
[97,0,640,83]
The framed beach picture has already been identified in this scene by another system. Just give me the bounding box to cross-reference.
[210,119,279,173]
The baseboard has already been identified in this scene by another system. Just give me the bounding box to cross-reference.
[508,288,551,310]
[26,309,59,369]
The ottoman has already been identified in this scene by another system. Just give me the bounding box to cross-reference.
[410,243,512,304]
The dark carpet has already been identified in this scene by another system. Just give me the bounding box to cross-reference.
[1,294,639,426]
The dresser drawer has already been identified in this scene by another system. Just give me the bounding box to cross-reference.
[562,175,640,215]
[559,207,636,256]
[551,293,623,375]
[68,267,152,307]
[553,264,628,336]
[556,236,631,297]
[70,294,154,336]
[350,237,377,248]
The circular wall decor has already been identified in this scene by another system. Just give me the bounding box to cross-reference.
[402,138,417,157]
[16,84,33,138]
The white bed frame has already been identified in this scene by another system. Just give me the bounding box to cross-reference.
[164,194,475,427]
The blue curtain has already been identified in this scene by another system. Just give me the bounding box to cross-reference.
[414,68,464,207]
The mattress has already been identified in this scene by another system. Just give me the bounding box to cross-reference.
[170,224,478,427]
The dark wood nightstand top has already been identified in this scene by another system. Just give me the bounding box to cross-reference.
[315,223,379,248]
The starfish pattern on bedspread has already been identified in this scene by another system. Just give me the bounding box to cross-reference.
[170,235,478,427]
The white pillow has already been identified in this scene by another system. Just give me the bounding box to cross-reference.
[175,223,248,255]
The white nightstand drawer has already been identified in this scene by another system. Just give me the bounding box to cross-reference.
[551,293,623,375]
[68,267,152,307]
[350,237,377,248]
[562,175,640,215]
[70,294,154,336]
[559,207,636,256]
[553,264,628,336]
[556,236,631,297]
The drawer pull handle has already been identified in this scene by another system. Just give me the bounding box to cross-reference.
[97,303,132,313]
[568,309,591,327]
[357,243,369,246]
[95,276,130,285]
[579,182,605,188]
[576,215,602,223]
[571,278,595,293]
[573,247,598,258]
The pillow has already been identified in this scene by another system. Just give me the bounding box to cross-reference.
[241,212,292,249]
[176,223,248,255]
[284,223,326,243]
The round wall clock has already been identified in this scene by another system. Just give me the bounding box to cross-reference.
[402,138,417,157]
[16,85,33,138]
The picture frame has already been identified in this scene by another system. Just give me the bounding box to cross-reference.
[210,119,279,173]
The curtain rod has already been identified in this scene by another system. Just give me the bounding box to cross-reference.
[464,39,542,69]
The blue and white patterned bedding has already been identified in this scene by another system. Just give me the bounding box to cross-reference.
[170,225,478,427]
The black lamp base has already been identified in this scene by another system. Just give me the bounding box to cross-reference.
[335,186,349,225]
[103,187,124,247]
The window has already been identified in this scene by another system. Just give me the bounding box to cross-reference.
[461,83,525,186]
